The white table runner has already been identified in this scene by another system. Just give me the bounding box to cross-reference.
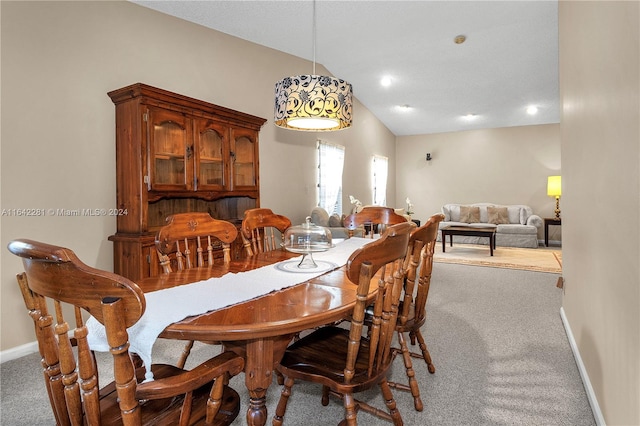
[86,237,371,380]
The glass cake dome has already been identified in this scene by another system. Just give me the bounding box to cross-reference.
[283,216,333,268]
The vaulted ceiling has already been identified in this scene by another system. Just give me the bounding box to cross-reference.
[133,1,559,136]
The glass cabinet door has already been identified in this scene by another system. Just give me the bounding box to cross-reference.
[147,108,193,190]
[231,128,258,190]
[195,120,228,191]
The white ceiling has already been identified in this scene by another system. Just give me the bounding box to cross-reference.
[133,0,559,136]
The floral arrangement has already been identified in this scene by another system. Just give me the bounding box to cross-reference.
[406,197,414,215]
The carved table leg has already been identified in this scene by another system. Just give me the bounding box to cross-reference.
[226,336,292,426]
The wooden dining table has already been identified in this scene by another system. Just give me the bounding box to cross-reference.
[136,248,378,426]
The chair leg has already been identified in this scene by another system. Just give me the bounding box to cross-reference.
[327,387,401,425]
[342,392,358,426]
[273,375,294,426]
[379,379,403,426]
[410,330,435,374]
[321,385,330,406]
[393,331,423,411]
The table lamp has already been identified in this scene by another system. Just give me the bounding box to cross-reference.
[547,175,562,219]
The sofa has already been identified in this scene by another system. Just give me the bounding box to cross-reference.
[438,203,542,248]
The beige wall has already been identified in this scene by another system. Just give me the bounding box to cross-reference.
[396,124,562,241]
[559,1,639,425]
[0,1,396,350]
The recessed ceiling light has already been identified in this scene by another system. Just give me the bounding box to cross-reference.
[396,104,411,111]
[454,35,466,44]
[462,113,477,120]
[527,106,538,115]
[380,76,392,87]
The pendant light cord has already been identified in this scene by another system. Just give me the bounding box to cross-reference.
[312,0,316,75]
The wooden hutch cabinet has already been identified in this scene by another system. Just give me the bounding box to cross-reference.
[108,83,266,281]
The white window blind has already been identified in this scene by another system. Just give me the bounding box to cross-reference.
[372,155,388,206]
[317,141,345,215]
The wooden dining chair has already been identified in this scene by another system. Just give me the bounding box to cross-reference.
[155,212,239,368]
[8,238,245,426]
[272,221,413,426]
[388,213,445,412]
[240,208,291,256]
[343,206,409,238]
[155,212,238,274]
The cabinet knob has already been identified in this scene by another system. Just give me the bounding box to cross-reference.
[186,145,193,158]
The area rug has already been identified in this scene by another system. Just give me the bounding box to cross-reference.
[434,243,562,273]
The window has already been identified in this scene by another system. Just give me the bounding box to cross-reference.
[372,155,388,206]
[317,141,345,214]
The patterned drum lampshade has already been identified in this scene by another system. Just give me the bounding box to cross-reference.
[274,74,353,131]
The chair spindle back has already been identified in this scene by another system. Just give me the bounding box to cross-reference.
[343,206,410,238]
[155,212,238,273]
[240,208,291,256]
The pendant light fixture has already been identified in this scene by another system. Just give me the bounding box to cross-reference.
[274,0,353,131]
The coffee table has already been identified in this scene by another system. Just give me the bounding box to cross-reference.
[441,226,497,256]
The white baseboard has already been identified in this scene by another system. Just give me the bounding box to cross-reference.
[560,307,606,426]
[0,341,39,364]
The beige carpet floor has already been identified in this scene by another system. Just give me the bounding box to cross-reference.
[434,243,562,273]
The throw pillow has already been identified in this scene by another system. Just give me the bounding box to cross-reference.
[459,205,480,223]
[487,206,510,224]
[310,207,330,227]
[508,206,522,224]
[442,206,451,221]
[328,214,342,227]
